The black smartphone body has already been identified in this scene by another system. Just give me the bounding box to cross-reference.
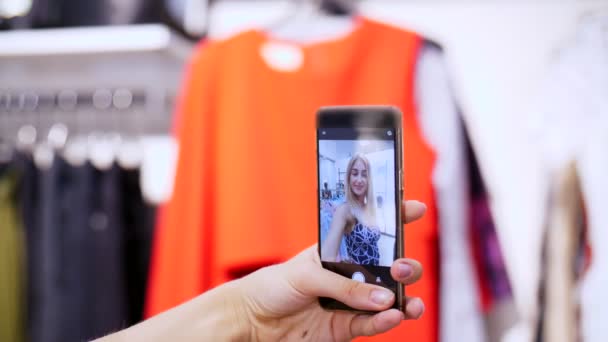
[316,105,404,312]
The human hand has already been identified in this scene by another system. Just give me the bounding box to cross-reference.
[235,200,426,341]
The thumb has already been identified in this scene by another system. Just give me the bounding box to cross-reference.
[292,267,395,312]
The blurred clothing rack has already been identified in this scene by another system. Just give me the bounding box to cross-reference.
[0,24,193,141]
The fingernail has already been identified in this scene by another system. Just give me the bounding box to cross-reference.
[397,263,413,279]
[416,301,425,319]
[370,289,393,305]
[412,200,427,209]
[411,298,425,319]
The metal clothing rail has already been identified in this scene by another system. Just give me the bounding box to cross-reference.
[0,24,193,141]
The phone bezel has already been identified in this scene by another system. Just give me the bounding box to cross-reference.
[316,105,404,313]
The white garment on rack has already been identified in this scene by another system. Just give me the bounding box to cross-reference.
[140,135,178,205]
[416,43,485,342]
[579,114,608,342]
[530,14,608,342]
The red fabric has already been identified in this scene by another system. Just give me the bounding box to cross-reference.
[470,204,493,313]
[146,18,439,342]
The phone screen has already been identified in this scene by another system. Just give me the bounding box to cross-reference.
[317,124,402,311]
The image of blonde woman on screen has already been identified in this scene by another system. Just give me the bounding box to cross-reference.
[321,154,384,266]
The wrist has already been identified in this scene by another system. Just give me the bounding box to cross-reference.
[198,280,252,341]
[101,280,252,341]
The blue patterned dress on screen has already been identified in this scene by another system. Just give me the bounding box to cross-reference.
[345,221,381,266]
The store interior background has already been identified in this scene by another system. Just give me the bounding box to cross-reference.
[1,0,606,341]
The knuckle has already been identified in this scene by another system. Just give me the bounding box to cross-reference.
[343,280,363,297]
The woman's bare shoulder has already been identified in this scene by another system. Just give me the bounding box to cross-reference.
[334,203,352,219]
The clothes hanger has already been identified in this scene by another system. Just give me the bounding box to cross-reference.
[319,0,353,16]
[87,89,119,171]
[116,88,144,170]
[265,0,357,43]
[9,93,42,164]
[62,107,88,167]
[258,0,358,72]
[63,134,87,166]
[0,87,163,170]
[30,113,56,170]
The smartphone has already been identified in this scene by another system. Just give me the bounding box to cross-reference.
[317,105,404,312]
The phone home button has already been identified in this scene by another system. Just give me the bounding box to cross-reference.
[351,272,365,283]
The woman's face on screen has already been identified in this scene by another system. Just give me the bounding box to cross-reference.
[349,158,368,198]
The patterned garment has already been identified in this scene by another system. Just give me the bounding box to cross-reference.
[345,222,381,266]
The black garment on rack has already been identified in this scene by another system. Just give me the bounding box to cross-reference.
[83,163,128,340]
[13,152,40,342]
[18,155,157,341]
[33,156,71,342]
[56,160,95,341]
[121,167,156,325]
[31,157,106,342]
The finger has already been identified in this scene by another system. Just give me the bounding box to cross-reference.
[402,200,427,223]
[403,296,424,320]
[390,258,422,285]
[296,244,320,263]
[294,267,395,311]
[348,309,404,337]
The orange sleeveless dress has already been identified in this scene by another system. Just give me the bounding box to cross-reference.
[146,18,439,342]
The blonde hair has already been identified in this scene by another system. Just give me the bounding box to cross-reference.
[345,154,376,220]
